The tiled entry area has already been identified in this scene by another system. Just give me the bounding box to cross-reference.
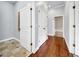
[0,39,31,57]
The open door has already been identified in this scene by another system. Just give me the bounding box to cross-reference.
[75,1,79,56]
[20,5,32,52]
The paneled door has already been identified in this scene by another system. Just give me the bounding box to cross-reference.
[75,1,79,56]
[20,5,32,52]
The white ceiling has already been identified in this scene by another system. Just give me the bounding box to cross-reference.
[47,1,65,9]
[47,1,65,5]
[6,1,17,4]
[6,1,65,8]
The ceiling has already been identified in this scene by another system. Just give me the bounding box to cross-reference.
[47,1,65,9]
[6,1,17,4]
[47,1,65,5]
[6,1,65,8]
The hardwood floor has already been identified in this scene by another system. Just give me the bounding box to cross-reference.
[29,36,71,57]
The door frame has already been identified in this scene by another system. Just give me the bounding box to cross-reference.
[54,15,64,38]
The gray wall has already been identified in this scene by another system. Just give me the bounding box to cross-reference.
[0,1,32,40]
[0,2,16,40]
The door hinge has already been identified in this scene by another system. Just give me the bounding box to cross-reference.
[30,43,32,46]
[73,6,75,9]
[18,27,20,31]
[73,44,75,47]
[38,10,40,12]
[30,25,32,28]
[30,8,32,10]
[73,25,75,28]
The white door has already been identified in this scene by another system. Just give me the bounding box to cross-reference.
[20,5,32,52]
[68,1,75,54]
[38,7,47,46]
[75,1,79,55]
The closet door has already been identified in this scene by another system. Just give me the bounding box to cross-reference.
[20,5,32,52]
[75,1,79,56]
[68,1,75,54]
[38,7,47,46]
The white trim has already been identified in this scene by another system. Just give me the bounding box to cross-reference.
[62,16,64,38]
[33,44,41,54]
[26,52,32,57]
[11,37,20,42]
[48,33,55,36]
[64,35,70,53]
[55,29,63,32]
[55,4,65,9]
[0,37,13,43]
[0,37,20,43]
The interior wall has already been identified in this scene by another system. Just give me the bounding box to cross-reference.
[0,2,15,40]
[0,1,30,40]
[48,6,64,36]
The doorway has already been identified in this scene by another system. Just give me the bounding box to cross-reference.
[54,16,64,38]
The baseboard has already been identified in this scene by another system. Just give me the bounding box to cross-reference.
[33,36,48,54]
[0,37,13,42]
[0,37,20,43]
[73,54,79,57]
[11,37,20,42]
[63,36,70,53]
[33,44,40,54]
[48,34,55,36]
[55,29,63,32]
[26,52,32,57]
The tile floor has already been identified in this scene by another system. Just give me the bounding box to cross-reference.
[0,39,31,57]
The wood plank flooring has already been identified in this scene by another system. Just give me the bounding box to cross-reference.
[29,36,71,57]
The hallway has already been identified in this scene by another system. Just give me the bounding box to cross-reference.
[0,1,79,57]
[30,36,71,57]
